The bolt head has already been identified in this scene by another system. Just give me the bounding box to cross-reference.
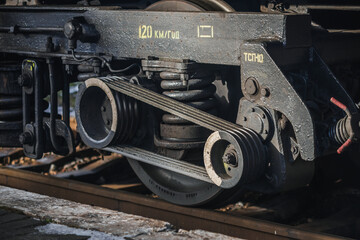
[19,132,33,145]
[261,88,270,97]
[222,153,238,167]
[245,78,258,96]
[64,21,76,39]
[18,74,32,88]
[291,146,298,154]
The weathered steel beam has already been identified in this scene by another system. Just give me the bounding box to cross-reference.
[0,6,311,65]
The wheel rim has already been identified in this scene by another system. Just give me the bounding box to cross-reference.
[145,0,234,12]
[128,159,222,206]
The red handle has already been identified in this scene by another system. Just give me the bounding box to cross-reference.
[337,138,352,154]
[330,97,353,154]
[330,97,347,111]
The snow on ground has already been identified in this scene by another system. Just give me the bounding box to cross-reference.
[36,223,126,240]
[0,186,241,239]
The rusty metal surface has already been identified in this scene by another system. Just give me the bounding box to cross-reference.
[0,148,23,163]
[0,167,349,240]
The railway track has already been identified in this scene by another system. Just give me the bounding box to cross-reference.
[0,148,354,240]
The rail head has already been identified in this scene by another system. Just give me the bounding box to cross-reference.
[0,167,348,240]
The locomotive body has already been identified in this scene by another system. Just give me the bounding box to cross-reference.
[0,0,359,206]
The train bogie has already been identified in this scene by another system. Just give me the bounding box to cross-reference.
[0,0,359,206]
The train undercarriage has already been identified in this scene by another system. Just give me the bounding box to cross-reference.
[0,0,360,206]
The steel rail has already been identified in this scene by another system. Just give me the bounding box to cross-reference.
[305,5,360,11]
[0,167,349,240]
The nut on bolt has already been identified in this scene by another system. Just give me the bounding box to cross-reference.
[244,77,259,96]
[18,74,32,88]
[222,152,238,167]
[261,87,270,97]
[291,145,298,155]
[19,132,33,145]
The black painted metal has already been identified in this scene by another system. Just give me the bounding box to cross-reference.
[240,42,316,161]
[0,62,22,147]
[21,60,44,159]
[146,60,216,150]
[0,2,359,206]
[100,76,243,132]
[75,78,141,149]
[48,59,64,153]
[0,7,311,65]
[62,67,70,127]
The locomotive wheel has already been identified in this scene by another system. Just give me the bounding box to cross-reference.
[145,0,234,12]
[128,0,239,206]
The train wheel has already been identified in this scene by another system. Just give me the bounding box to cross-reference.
[127,0,240,206]
[145,0,234,12]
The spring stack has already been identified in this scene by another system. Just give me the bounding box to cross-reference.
[328,116,350,145]
[0,62,23,146]
[155,65,217,150]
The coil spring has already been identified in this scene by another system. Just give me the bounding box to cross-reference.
[0,63,22,122]
[0,95,22,121]
[155,70,217,149]
[328,117,349,145]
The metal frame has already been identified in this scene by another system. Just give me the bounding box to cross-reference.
[0,6,310,65]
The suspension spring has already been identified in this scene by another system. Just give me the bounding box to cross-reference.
[0,95,22,121]
[0,62,23,147]
[329,117,349,145]
[154,68,217,150]
[0,62,22,122]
